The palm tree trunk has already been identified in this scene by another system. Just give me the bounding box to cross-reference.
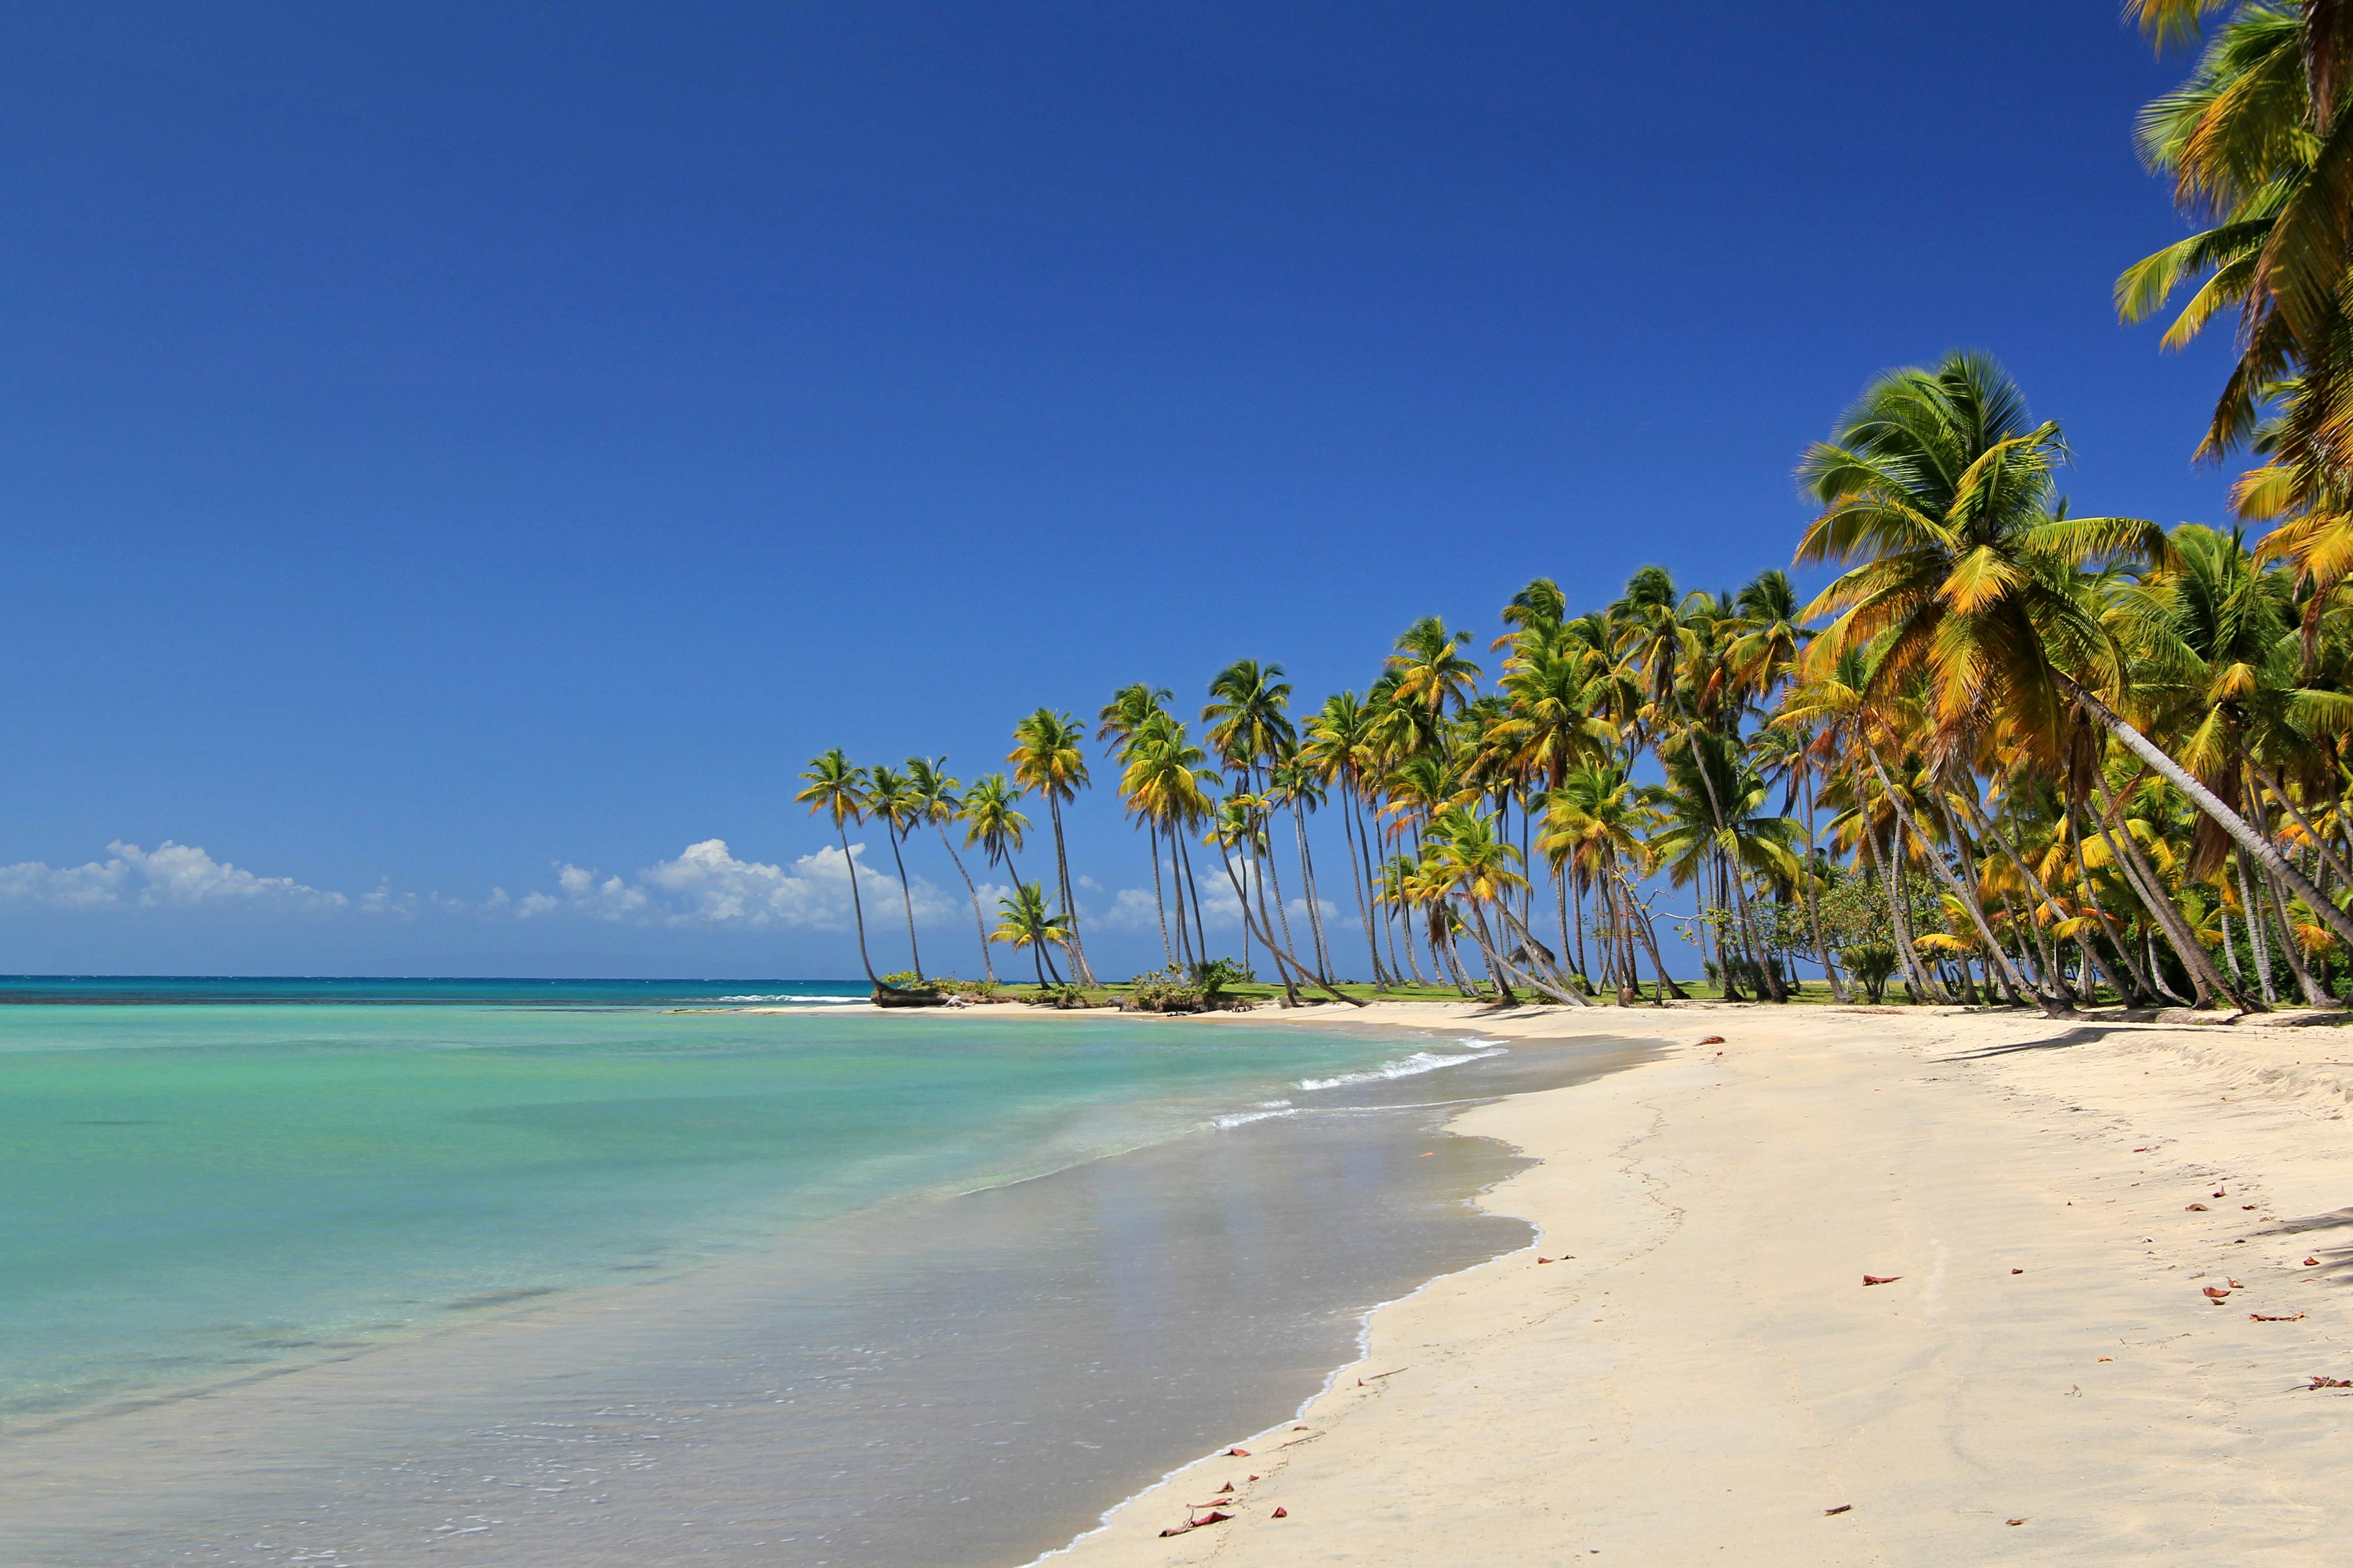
[1177,829,1210,962]
[1974,802,2125,1003]
[1930,792,2026,1006]
[2068,680,2353,956]
[1338,789,1389,987]
[2061,798,2148,1003]
[1860,739,2045,1009]
[1046,796,1098,986]
[2236,852,2279,1004]
[1210,838,1364,1006]
[837,824,880,985]
[2243,781,2331,1005]
[2088,772,2245,1009]
[2252,760,2353,888]
[935,825,996,983]
[1147,827,1175,968]
[884,829,924,980]
[1291,802,1333,981]
[1620,883,1686,1000]
[1491,900,1591,1005]
[1799,770,1848,1001]
[1683,723,1785,1001]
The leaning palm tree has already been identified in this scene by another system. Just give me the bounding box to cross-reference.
[992,882,1070,990]
[1797,350,2353,973]
[795,748,878,986]
[1008,709,1098,985]
[862,764,927,981]
[907,756,993,983]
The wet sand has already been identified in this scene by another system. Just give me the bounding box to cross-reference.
[1047,999,2353,1566]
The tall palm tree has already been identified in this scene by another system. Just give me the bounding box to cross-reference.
[1008,709,1098,986]
[907,756,993,983]
[862,763,926,980]
[795,748,878,986]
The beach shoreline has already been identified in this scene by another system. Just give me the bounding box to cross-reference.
[1009,998,2353,1566]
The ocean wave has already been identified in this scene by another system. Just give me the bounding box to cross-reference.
[714,994,867,1004]
[1211,1107,1300,1130]
[1297,1046,1506,1093]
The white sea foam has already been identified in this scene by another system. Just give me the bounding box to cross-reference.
[1211,1107,1301,1129]
[714,993,865,1004]
[1297,1045,1506,1093]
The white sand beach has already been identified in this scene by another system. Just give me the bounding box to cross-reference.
[1041,1000,2353,1566]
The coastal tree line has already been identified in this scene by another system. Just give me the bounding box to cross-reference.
[796,4,2353,1013]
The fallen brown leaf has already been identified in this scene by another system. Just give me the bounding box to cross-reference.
[2098,1356,2113,1362]
[2204,1286,2231,1300]
[1824,1504,1852,1516]
[1862,1274,1901,1286]
[2253,1312,2306,1322]
[1696,1035,1726,1046]
[1226,1447,1249,1457]
[2011,1268,2024,1275]
[1271,1507,1287,1519]
[2307,1258,2324,1268]
[2228,1277,2244,1288]
[2309,1376,2353,1389]
[1537,1257,1556,1264]
[2006,1518,2028,1526]
[2243,1205,2257,1211]
[2187,1203,2209,1211]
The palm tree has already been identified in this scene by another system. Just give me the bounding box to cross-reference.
[1798,350,2353,972]
[1304,690,1396,987]
[862,763,926,981]
[907,756,993,983]
[961,774,1032,909]
[992,882,1070,989]
[1008,708,1098,986]
[795,748,878,986]
[1387,617,1483,751]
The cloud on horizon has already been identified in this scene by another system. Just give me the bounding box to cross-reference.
[0,841,351,913]
[514,839,981,931]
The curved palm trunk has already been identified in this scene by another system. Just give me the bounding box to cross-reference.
[1978,805,2126,1004]
[837,825,878,985]
[1045,796,1098,986]
[1931,793,2025,1006]
[884,829,923,980]
[1623,887,1689,1000]
[1861,739,2051,1012]
[935,824,995,983]
[1460,905,1518,1005]
[2087,772,2245,1009]
[1491,900,1591,1006]
[2064,800,2151,1003]
[1210,837,1364,1006]
[2069,680,2353,959]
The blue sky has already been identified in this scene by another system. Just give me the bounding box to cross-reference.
[0,3,2243,977]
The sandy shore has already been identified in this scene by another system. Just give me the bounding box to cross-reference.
[1020,998,2353,1566]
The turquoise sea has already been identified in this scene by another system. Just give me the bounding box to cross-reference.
[0,980,1644,1567]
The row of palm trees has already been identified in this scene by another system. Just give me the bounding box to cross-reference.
[781,11,2353,1012]
[792,341,2353,1015]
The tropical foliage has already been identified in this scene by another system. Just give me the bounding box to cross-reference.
[791,19,2353,1012]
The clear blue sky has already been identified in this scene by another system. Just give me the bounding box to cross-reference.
[0,3,2240,977]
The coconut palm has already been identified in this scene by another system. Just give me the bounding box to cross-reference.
[1799,350,2353,969]
[795,748,878,986]
[1008,708,1098,986]
[992,882,1069,989]
[961,774,1031,901]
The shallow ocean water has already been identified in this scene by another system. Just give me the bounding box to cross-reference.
[0,990,1650,1566]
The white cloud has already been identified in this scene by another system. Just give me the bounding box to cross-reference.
[0,841,349,913]
[515,839,965,930]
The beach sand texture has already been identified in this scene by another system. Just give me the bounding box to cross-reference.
[1047,1001,2353,1566]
